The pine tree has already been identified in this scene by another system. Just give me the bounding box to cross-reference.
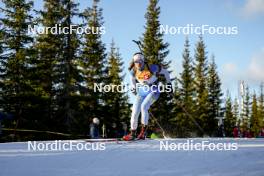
[141,0,173,129]
[250,93,260,137]
[0,0,34,130]
[177,37,195,136]
[193,36,209,136]
[223,93,236,137]
[105,40,130,132]
[207,55,222,135]
[80,0,107,127]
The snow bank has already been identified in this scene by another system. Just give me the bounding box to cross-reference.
[0,138,264,176]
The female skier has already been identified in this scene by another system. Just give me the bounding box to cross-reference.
[123,53,172,141]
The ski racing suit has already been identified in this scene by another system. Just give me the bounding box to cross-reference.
[130,64,171,130]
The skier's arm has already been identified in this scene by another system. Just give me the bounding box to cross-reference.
[159,67,173,95]
[159,67,171,83]
[130,70,137,95]
[130,76,136,89]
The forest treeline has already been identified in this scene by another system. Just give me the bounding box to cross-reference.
[0,0,263,140]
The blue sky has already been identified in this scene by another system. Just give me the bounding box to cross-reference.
[1,0,264,101]
[97,0,264,100]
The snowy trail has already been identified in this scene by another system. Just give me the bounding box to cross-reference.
[0,138,264,176]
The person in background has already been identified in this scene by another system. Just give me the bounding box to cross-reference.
[90,117,100,139]
[233,126,239,138]
[107,123,119,138]
[121,122,128,136]
[259,127,264,138]
[243,128,252,138]
[217,124,225,137]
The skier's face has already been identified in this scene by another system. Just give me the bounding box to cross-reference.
[134,60,144,70]
[133,54,144,70]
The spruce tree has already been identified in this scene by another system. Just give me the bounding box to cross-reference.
[170,79,185,137]
[0,22,3,56]
[177,37,195,136]
[141,0,173,129]
[193,36,209,136]
[105,40,130,133]
[80,0,107,127]
[233,98,240,126]
[241,85,251,130]
[250,93,260,137]
[0,21,5,87]
[142,0,170,66]
[55,0,82,132]
[0,22,4,108]
[258,83,264,128]
[0,0,34,130]
[207,55,222,135]
[223,93,236,137]
[33,0,65,131]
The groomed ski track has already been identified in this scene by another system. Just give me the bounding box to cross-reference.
[0,138,264,176]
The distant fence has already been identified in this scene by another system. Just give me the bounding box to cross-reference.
[1,128,87,142]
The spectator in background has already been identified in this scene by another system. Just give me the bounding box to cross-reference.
[121,122,128,136]
[217,124,225,137]
[107,123,119,138]
[238,126,242,137]
[244,128,252,138]
[233,126,239,138]
[259,127,264,138]
[90,117,100,139]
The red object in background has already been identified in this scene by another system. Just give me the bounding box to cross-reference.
[244,130,252,138]
[260,128,264,137]
[233,127,239,137]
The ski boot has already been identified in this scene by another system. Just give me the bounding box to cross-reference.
[123,130,136,141]
[137,125,147,140]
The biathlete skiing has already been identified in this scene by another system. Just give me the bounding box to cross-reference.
[123,44,173,141]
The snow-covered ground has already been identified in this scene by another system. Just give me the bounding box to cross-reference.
[0,138,264,176]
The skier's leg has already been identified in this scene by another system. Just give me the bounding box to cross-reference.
[140,92,160,126]
[123,95,145,141]
[137,92,160,139]
[130,95,144,130]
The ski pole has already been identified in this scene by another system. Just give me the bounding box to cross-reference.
[149,111,168,138]
[175,100,206,136]
[132,40,143,53]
